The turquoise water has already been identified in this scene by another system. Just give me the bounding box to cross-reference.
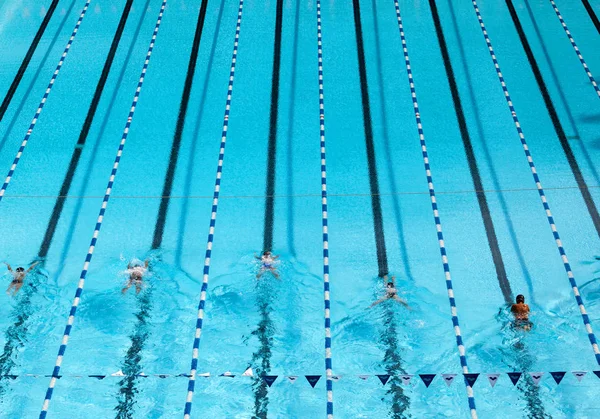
[0,0,599,417]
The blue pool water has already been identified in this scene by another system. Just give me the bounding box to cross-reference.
[0,0,599,417]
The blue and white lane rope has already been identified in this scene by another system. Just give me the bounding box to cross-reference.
[317,1,333,417]
[471,0,600,365]
[547,0,600,98]
[183,1,244,417]
[392,2,477,417]
[39,2,168,417]
[0,0,92,202]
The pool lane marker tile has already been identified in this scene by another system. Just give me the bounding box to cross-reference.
[547,0,600,98]
[39,1,168,417]
[471,0,600,364]
[182,1,244,417]
[0,0,92,202]
[317,0,333,417]
[392,2,478,417]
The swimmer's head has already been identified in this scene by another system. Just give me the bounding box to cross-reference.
[16,267,24,273]
[516,294,525,304]
[263,251,271,257]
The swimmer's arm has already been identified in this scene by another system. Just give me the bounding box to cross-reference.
[27,261,40,272]
[4,262,12,272]
[393,295,410,310]
[370,298,385,308]
[144,259,149,269]
[391,276,396,287]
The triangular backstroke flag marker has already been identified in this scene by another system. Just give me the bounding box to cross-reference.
[305,375,321,388]
[358,375,370,381]
[89,375,106,380]
[242,368,253,377]
[111,370,125,377]
[177,373,192,378]
[419,374,436,388]
[262,375,278,387]
[198,372,210,378]
[487,374,500,388]
[330,375,342,382]
[550,372,566,384]
[220,371,235,378]
[507,372,522,386]
[155,374,169,379]
[441,374,456,387]
[400,375,413,385]
[463,373,479,387]
[287,376,298,383]
[138,372,148,378]
[572,371,587,382]
[529,372,544,385]
[593,371,600,380]
[376,375,390,385]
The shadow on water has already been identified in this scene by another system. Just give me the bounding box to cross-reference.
[114,286,153,419]
[250,278,275,418]
[175,0,226,268]
[445,0,536,303]
[497,308,550,418]
[371,0,412,282]
[379,305,410,418]
[0,270,45,399]
[0,0,77,155]
[521,0,600,187]
[52,0,151,283]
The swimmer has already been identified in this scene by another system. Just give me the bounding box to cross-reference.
[256,251,279,279]
[122,259,149,295]
[511,294,531,331]
[371,275,409,309]
[5,261,39,295]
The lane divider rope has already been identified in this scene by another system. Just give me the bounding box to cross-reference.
[471,0,600,364]
[39,2,168,417]
[547,0,600,98]
[183,1,244,417]
[0,0,92,202]
[317,1,333,417]
[392,2,478,417]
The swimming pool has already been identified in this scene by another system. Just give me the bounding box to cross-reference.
[0,0,599,417]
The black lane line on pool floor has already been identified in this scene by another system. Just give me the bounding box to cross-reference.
[429,2,547,416]
[354,1,409,415]
[352,0,389,278]
[254,0,284,416]
[151,0,210,251]
[262,0,284,253]
[428,0,512,304]
[0,0,77,155]
[0,0,61,122]
[38,0,135,260]
[175,0,227,268]
[582,0,600,34]
[50,0,151,285]
[506,0,600,240]
[0,0,135,399]
[116,1,211,417]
